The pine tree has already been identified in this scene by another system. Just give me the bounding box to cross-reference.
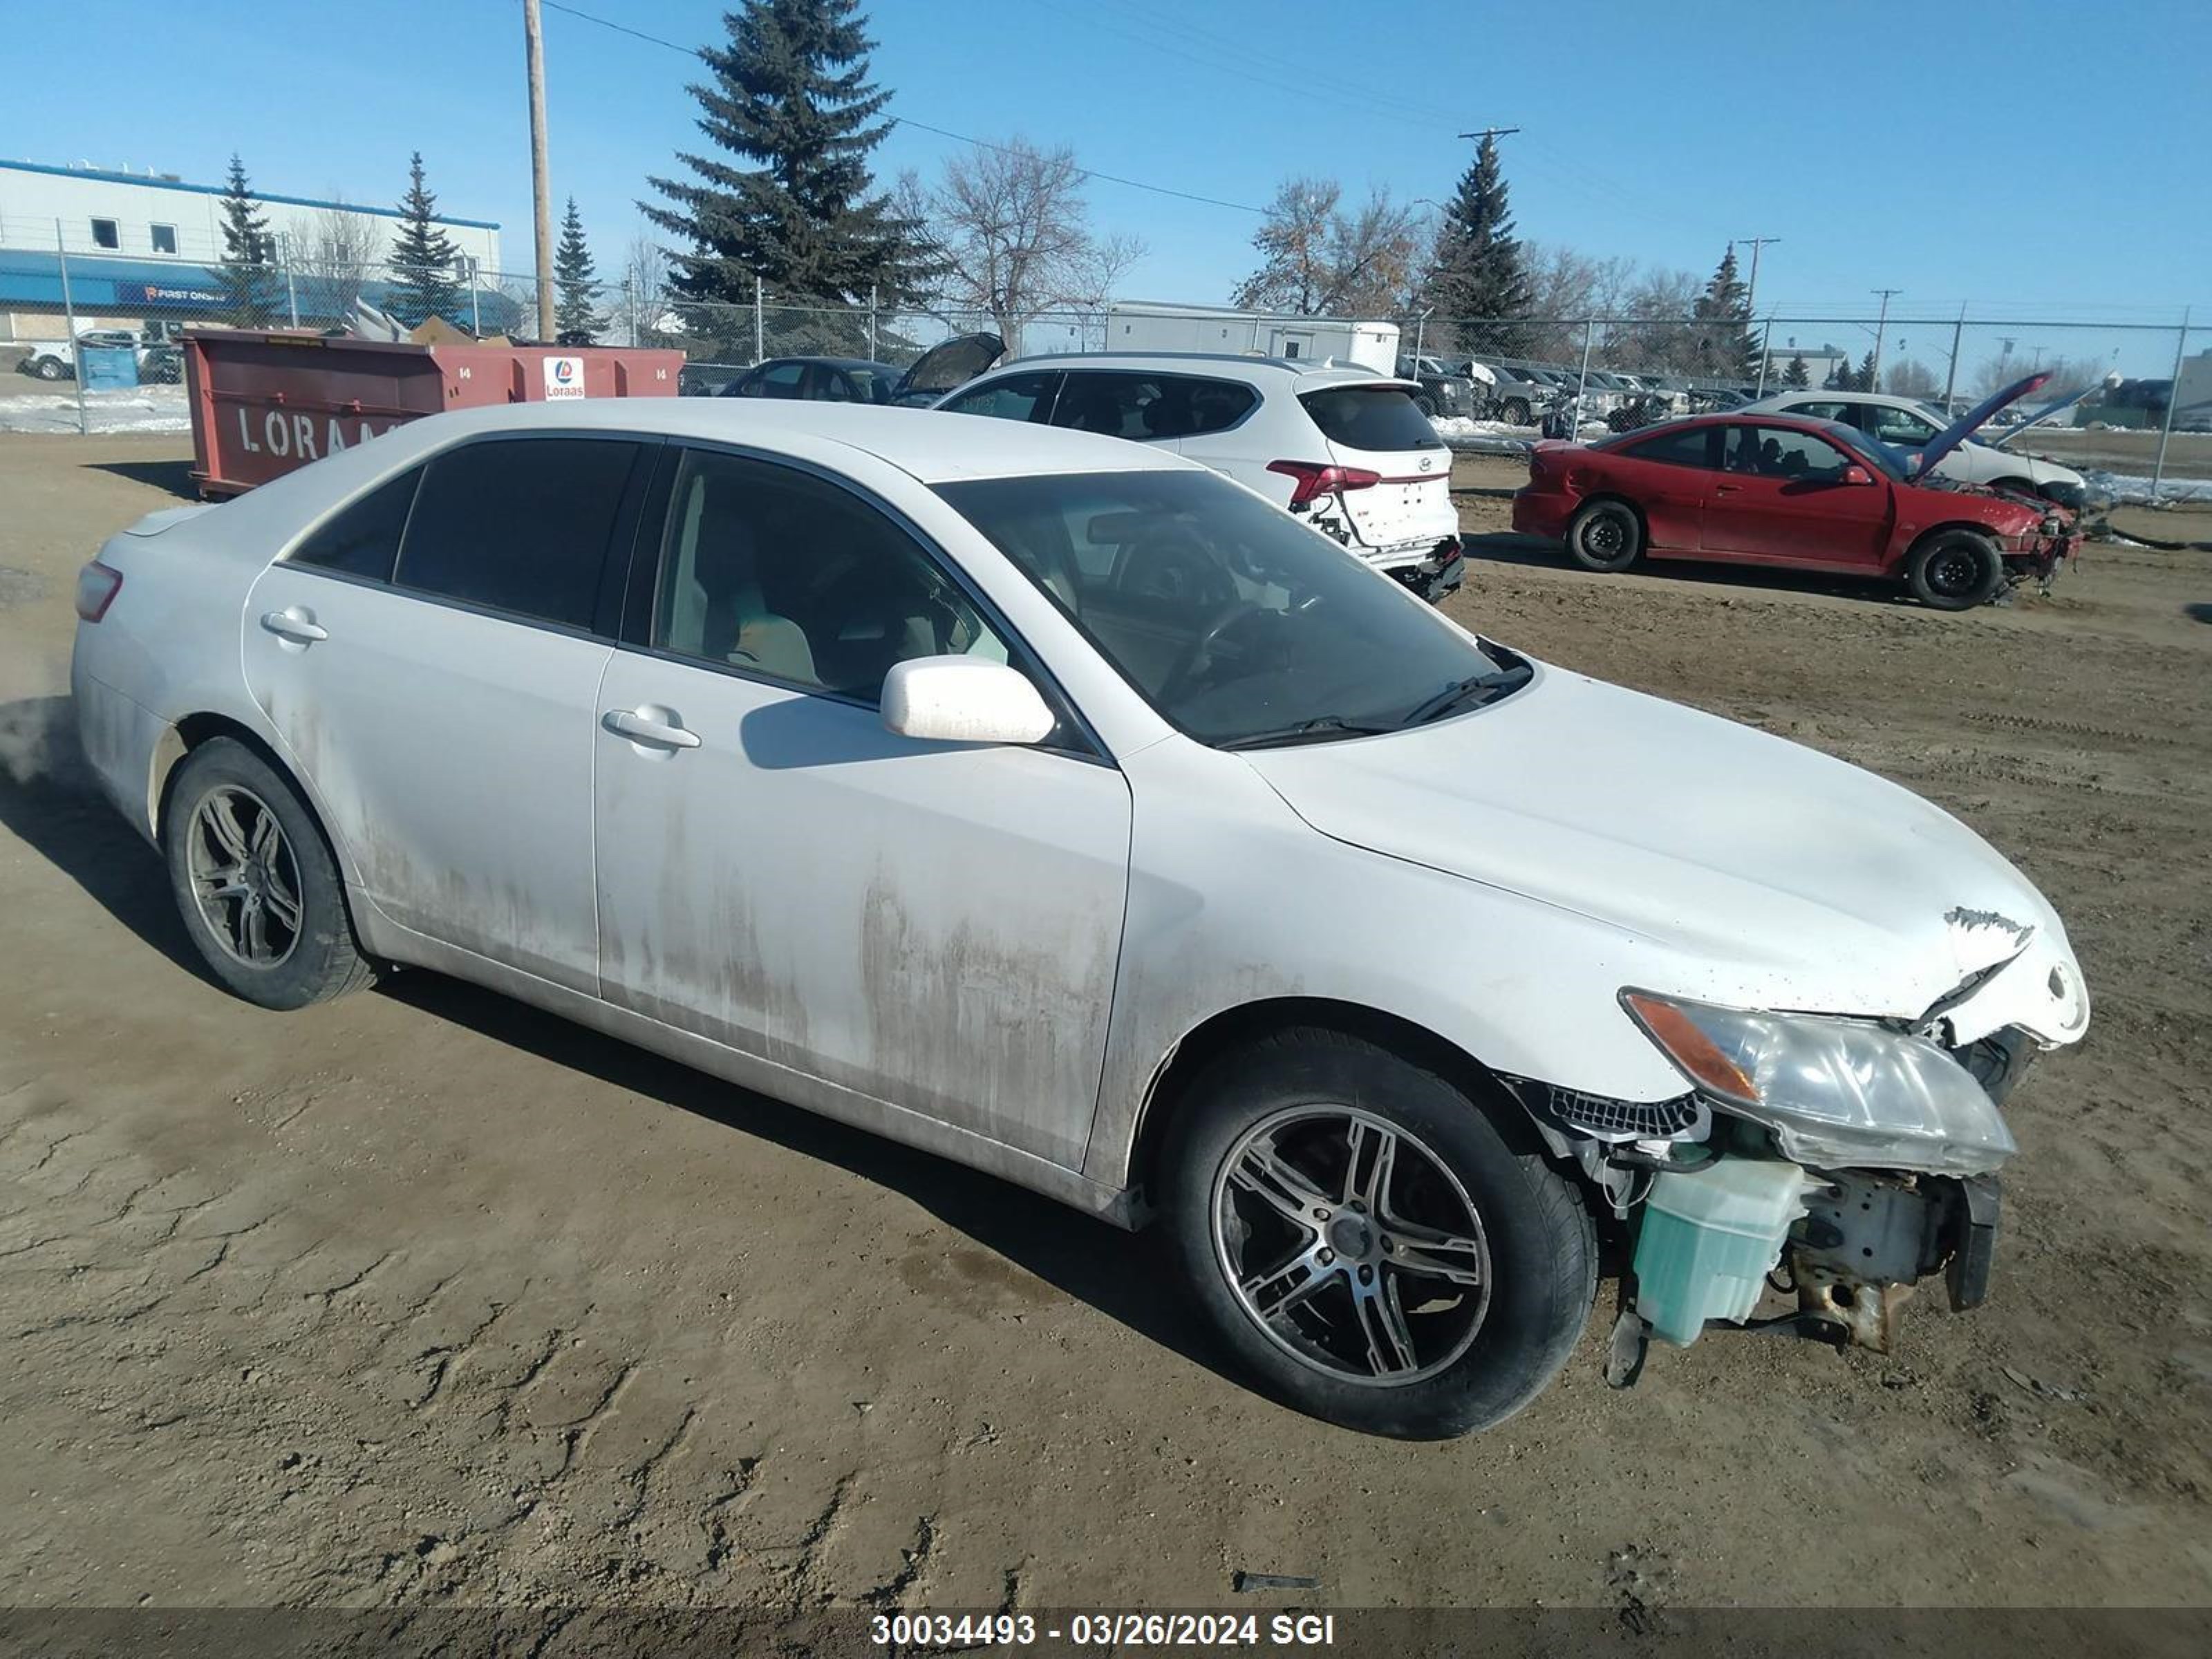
[216,154,279,327]
[1857,348,1879,392]
[1783,353,1810,388]
[1691,245,1761,379]
[385,152,465,329]
[553,198,603,344]
[641,0,929,305]
[1423,135,1531,349]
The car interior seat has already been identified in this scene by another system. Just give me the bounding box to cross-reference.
[668,478,819,684]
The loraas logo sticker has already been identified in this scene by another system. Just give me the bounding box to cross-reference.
[545,355,586,400]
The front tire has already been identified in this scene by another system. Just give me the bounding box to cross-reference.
[1499,397,1531,427]
[1565,498,1643,572]
[1414,392,1438,419]
[163,738,375,1010]
[1907,529,2004,610]
[1161,1029,1596,1438]
[33,357,66,381]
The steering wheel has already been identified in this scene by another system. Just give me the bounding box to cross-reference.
[1160,599,1266,703]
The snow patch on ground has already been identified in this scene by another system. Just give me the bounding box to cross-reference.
[2084,468,2212,506]
[1431,414,1610,454]
[0,386,190,435]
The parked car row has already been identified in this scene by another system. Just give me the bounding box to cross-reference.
[14,326,182,384]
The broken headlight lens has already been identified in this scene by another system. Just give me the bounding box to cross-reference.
[1620,991,2017,1176]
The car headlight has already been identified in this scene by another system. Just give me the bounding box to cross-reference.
[1621,990,2016,1175]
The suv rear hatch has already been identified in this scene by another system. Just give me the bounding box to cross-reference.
[1295,382,1455,553]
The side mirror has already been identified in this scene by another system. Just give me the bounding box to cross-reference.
[882,656,1057,746]
[1841,465,1873,486]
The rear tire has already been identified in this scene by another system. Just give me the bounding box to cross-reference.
[1161,1028,1596,1439]
[162,738,375,1010]
[1907,529,2004,610]
[1500,397,1531,427]
[1414,393,1438,419]
[33,357,65,381]
[1565,498,1643,572]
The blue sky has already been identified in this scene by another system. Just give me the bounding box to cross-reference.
[8,0,2208,364]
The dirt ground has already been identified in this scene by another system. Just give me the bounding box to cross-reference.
[1,435,2209,1626]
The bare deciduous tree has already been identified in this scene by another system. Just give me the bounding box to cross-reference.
[621,232,673,346]
[922,137,1143,354]
[1233,178,1421,318]
[292,202,383,321]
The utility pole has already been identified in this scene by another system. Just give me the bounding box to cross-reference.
[1737,236,1781,314]
[1870,287,1902,384]
[523,0,556,341]
[1456,126,1523,144]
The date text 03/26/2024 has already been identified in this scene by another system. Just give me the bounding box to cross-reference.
[870,1612,1338,1647]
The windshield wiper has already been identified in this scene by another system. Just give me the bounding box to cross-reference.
[1400,664,1533,727]
[1217,715,1397,751]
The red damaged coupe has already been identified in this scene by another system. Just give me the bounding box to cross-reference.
[1511,372,2081,609]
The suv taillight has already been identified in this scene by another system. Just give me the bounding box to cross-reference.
[75,560,123,622]
[1267,460,1382,509]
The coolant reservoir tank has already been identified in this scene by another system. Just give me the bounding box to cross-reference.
[1632,1158,1819,1347]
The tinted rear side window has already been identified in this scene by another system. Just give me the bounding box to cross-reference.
[1620,425,1716,469]
[289,467,422,581]
[1298,386,1445,453]
[395,438,641,630]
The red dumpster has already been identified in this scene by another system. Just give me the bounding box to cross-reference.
[182,330,686,497]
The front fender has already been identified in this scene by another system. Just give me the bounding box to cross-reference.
[1081,736,1691,1191]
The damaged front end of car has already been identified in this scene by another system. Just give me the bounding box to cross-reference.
[1500,921,2084,1385]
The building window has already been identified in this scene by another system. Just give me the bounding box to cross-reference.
[151,223,177,255]
[90,218,120,250]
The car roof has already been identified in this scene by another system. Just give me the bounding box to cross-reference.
[991,350,1407,390]
[1748,389,1922,411]
[758,355,894,372]
[360,397,1202,485]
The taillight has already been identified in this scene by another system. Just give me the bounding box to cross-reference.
[75,560,123,622]
[1267,460,1383,508]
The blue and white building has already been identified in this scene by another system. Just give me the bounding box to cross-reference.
[0,158,503,338]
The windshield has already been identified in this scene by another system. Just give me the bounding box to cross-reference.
[1818,420,1913,482]
[933,470,1510,747]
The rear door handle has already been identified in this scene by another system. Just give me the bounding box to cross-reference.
[1714,483,1741,494]
[603,709,702,750]
[260,608,328,644]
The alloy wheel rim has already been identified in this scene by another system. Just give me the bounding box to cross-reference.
[1212,1105,1492,1387]
[187,785,303,968]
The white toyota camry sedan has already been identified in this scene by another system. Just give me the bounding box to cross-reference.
[71,399,2089,1437]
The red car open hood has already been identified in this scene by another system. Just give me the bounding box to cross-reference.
[1909,371,2051,479]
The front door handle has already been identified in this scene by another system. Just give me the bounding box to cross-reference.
[1714,483,1741,495]
[603,709,702,750]
[260,607,328,644]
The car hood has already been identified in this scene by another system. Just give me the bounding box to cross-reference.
[1239,665,2088,1044]
[1911,371,2052,478]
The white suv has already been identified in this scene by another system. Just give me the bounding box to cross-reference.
[935,353,1465,601]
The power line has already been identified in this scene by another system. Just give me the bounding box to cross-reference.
[538,0,1266,216]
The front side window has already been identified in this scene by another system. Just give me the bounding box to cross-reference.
[1298,386,1447,453]
[1723,425,1855,482]
[1052,373,1177,440]
[935,469,1510,747]
[1870,406,1941,446]
[395,438,640,629]
[653,449,1013,704]
[939,372,1060,424]
[288,467,422,581]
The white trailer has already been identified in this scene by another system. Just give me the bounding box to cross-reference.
[1103,301,1400,375]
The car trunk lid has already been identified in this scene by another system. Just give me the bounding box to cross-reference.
[1296,381,1452,546]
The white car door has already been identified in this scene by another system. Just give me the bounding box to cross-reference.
[243,434,649,993]
[592,446,1132,1168]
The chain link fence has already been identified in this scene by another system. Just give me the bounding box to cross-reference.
[3,240,2202,503]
